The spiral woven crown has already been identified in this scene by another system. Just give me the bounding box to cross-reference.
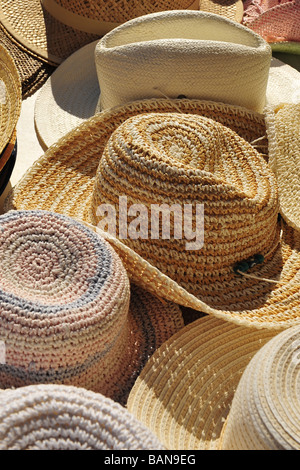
[220,324,300,450]
[91,112,280,301]
[0,384,165,450]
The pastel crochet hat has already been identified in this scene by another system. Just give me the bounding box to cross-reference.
[127,316,300,450]
[5,98,300,331]
[0,0,199,66]
[34,9,300,149]
[0,384,164,450]
[0,210,183,405]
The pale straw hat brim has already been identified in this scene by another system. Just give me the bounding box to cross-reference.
[5,98,300,331]
[0,384,165,450]
[126,315,279,450]
[34,38,300,149]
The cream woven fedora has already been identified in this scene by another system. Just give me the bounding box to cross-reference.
[0,209,183,405]
[127,316,300,450]
[34,10,300,149]
[5,98,300,331]
[0,0,199,66]
[0,384,164,450]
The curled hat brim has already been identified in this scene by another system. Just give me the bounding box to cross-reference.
[34,37,300,150]
[126,315,278,450]
[0,44,21,154]
[5,98,300,331]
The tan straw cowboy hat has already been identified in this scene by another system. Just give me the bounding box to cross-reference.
[34,10,300,149]
[127,316,300,450]
[5,97,300,331]
[0,384,164,450]
[0,0,199,66]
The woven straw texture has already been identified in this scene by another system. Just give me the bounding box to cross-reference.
[0,128,16,196]
[0,384,165,450]
[0,43,21,155]
[0,23,56,99]
[95,11,271,113]
[198,0,244,21]
[243,0,300,43]
[5,98,300,331]
[220,324,300,450]
[0,210,183,405]
[0,0,198,65]
[126,315,278,450]
[265,103,300,231]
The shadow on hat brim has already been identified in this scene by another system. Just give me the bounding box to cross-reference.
[4,98,300,331]
[0,23,56,99]
[0,129,16,196]
[126,315,279,450]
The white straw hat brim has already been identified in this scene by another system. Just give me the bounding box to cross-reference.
[34,39,300,149]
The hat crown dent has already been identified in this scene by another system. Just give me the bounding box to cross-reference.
[91,112,280,297]
[220,325,300,450]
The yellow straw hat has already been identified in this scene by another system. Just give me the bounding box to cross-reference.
[33,9,300,149]
[127,316,300,450]
[0,43,21,155]
[0,0,199,66]
[5,98,300,331]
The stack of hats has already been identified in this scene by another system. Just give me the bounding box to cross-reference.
[0,1,300,451]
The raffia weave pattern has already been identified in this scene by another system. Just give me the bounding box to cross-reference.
[127,315,278,450]
[56,0,197,23]
[91,112,279,301]
[266,103,300,231]
[0,384,165,450]
[5,98,300,330]
[0,43,21,154]
[220,325,300,450]
[0,210,183,405]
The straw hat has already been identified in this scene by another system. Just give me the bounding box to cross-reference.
[0,0,199,67]
[0,43,21,155]
[5,98,300,331]
[0,384,165,450]
[198,0,244,22]
[0,128,16,196]
[34,10,300,149]
[0,23,56,99]
[127,315,300,450]
[243,0,300,45]
[0,209,183,405]
[265,103,300,232]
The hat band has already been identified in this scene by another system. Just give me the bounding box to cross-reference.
[42,0,200,35]
[41,0,121,35]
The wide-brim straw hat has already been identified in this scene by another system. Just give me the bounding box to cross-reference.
[34,10,300,149]
[5,97,300,331]
[0,23,56,99]
[0,209,183,406]
[127,316,300,450]
[0,43,21,154]
[0,0,200,67]
[0,384,164,450]
[0,128,16,196]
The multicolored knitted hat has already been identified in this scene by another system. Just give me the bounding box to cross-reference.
[0,0,199,66]
[34,9,300,148]
[0,43,21,155]
[0,384,165,450]
[5,98,300,331]
[127,316,300,450]
[0,210,183,405]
